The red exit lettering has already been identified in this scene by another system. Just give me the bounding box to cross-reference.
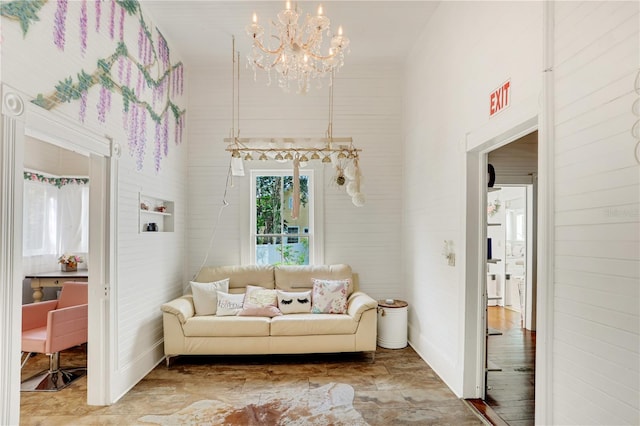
[490,80,511,117]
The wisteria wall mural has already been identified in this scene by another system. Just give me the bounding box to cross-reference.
[0,0,187,173]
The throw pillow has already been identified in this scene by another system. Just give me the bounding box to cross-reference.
[277,290,312,314]
[190,279,230,316]
[216,291,244,316]
[238,285,282,317]
[311,279,349,314]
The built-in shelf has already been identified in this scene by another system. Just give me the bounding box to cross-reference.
[487,258,501,264]
[141,210,172,217]
[487,223,501,226]
[139,193,174,233]
[488,187,502,192]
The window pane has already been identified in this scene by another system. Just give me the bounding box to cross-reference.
[23,185,47,253]
[278,237,309,265]
[253,173,311,266]
[255,176,283,235]
[282,175,308,237]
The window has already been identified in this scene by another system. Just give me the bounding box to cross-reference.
[251,170,312,265]
[22,175,89,273]
[286,226,299,244]
[22,182,57,256]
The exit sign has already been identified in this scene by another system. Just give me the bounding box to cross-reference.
[490,80,511,117]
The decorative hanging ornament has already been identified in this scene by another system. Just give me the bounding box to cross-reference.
[352,192,365,207]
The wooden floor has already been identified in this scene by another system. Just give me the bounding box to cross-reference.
[485,306,536,426]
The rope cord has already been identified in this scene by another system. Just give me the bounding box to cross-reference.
[192,159,233,279]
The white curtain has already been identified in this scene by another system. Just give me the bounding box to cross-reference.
[22,176,89,275]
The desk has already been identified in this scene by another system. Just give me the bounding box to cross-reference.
[25,271,88,303]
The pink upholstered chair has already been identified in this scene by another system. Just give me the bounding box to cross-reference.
[21,281,88,391]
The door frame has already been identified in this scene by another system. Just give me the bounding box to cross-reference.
[463,117,538,398]
[463,109,554,425]
[0,85,116,423]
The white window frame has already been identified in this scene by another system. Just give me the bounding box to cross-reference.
[244,165,324,265]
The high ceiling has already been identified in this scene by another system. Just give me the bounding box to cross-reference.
[141,1,439,67]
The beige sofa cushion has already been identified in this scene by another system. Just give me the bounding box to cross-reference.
[270,314,358,336]
[274,264,355,294]
[195,264,275,292]
[183,316,270,337]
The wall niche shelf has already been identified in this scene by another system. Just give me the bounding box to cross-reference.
[487,258,502,264]
[139,193,174,233]
[487,223,502,227]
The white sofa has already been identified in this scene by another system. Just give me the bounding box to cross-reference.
[160,264,378,366]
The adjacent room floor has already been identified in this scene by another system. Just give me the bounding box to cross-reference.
[20,345,484,425]
[485,306,536,426]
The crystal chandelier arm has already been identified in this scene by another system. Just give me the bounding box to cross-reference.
[304,49,340,61]
[251,37,285,56]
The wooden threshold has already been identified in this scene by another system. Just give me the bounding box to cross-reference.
[465,399,510,426]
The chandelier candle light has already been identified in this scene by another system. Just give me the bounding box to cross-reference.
[246,1,350,93]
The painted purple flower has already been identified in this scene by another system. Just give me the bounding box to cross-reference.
[136,69,143,97]
[108,0,115,40]
[154,120,162,172]
[158,31,170,71]
[80,0,88,55]
[178,64,184,96]
[162,112,169,156]
[117,55,125,83]
[53,0,68,51]
[106,87,112,112]
[137,25,144,62]
[79,91,88,123]
[95,0,101,32]
[136,136,145,171]
[125,60,132,86]
[97,85,111,123]
[175,115,185,145]
[138,107,147,170]
[119,5,125,41]
[128,104,138,155]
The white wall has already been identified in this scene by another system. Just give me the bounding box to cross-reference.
[403,1,543,395]
[24,136,89,176]
[186,62,404,301]
[551,1,639,424]
[1,0,188,405]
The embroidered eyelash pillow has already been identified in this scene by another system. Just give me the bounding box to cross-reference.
[276,290,312,314]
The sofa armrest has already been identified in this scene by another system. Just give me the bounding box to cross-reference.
[347,292,378,321]
[160,295,195,325]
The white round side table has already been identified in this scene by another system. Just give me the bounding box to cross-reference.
[377,299,408,349]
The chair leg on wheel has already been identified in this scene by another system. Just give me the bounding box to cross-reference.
[21,352,87,392]
[21,352,33,369]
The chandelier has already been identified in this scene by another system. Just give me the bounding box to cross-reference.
[246,1,350,93]
[224,39,364,207]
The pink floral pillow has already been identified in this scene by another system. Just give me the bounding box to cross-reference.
[311,279,350,314]
[238,285,282,317]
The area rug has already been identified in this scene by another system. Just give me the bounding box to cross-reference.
[139,383,369,426]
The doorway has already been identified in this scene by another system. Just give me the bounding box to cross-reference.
[0,86,114,423]
[483,132,538,425]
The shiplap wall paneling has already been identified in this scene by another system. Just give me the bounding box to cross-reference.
[552,1,640,424]
[186,63,404,301]
[402,1,543,395]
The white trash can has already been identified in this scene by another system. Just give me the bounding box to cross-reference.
[377,299,408,349]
